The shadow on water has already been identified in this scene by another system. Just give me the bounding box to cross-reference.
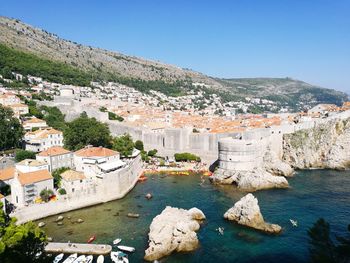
[41,170,350,262]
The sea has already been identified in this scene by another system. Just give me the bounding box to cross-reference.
[42,169,350,262]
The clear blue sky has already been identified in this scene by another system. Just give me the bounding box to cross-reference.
[1,0,349,93]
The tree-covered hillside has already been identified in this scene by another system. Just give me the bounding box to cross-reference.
[0,44,91,86]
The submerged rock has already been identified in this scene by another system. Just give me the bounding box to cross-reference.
[224,193,281,234]
[55,215,64,222]
[145,193,153,200]
[38,222,45,228]
[144,206,205,261]
[77,218,84,223]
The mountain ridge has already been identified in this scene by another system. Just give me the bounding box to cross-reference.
[0,16,348,110]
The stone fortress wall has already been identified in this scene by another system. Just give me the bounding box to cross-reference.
[217,109,350,172]
[39,98,350,166]
[12,153,143,224]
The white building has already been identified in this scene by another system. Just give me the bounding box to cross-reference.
[73,146,124,178]
[9,103,29,117]
[60,169,94,198]
[24,128,64,152]
[22,117,48,131]
[16,159,49,173]
[0,93,21,106]
[36,146,73,172]
[0,166,15,189]
[11,169,53,207]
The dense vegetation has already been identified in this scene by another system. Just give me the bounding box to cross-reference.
[52,167,70,188]
[134,140,144,151]
[0,105,24,151]
[14,149,36,162]
[64,113,112,151]
[174,152,201,162]
[308,218,350,263]
[26,100,67,131]
[108,111,124,122]
[0,44,91,86]
[112,134,134,157]
[0,203,49,262]
[0,44,191,97]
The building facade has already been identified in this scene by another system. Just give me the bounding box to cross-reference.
[11,169,54,207]
[24,128,64,152]
[36,146,73,172]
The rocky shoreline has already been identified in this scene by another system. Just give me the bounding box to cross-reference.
[211,118,350,191]
[283,118,350,170]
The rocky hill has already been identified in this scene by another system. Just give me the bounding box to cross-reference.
[0,16,348,109]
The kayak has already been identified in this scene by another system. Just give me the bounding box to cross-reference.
[87,235,96,243]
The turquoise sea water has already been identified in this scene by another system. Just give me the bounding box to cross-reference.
[42,170,350,262]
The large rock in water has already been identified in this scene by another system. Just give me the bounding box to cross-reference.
[211,168,289,191]
[144,206,206,261]
[224,193,282,234]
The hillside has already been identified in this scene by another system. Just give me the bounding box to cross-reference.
[217,78,348,107]
[0,16,348,109]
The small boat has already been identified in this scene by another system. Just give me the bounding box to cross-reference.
[111,251,128,263]
[97,255,104,263]
[113,238,122,245]
[53,253,64,263]
[290,219,298,227]
[138,175,148,182]
[87,235,96,243]
[63,253,78,263]
[85,255,93,263]
[127,213,140,218]
[117,245,135,252]
[73,255,86,263]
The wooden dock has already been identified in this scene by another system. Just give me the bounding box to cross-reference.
[45,242,112,255]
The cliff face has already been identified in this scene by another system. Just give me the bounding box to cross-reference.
[283,118,350,169]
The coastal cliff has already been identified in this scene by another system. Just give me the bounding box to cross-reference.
[283,118,350,169]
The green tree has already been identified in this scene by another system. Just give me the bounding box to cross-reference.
[147,149,158,157]
[0,106,24,151]
[308,218,350,263]
[15,150,36,162]
[99,106,107,112]
[174,152,201,162]
[108,112,124,122]
[64,116,112,151]
[134,140,144,151]
[52,167,70,188]
[39,189,54,202]
[0,203,49,263]
[112,134,134,157]
[39,106,66,131]
[58,188,66,195]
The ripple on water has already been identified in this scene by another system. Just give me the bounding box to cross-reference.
[42,170,350,262]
